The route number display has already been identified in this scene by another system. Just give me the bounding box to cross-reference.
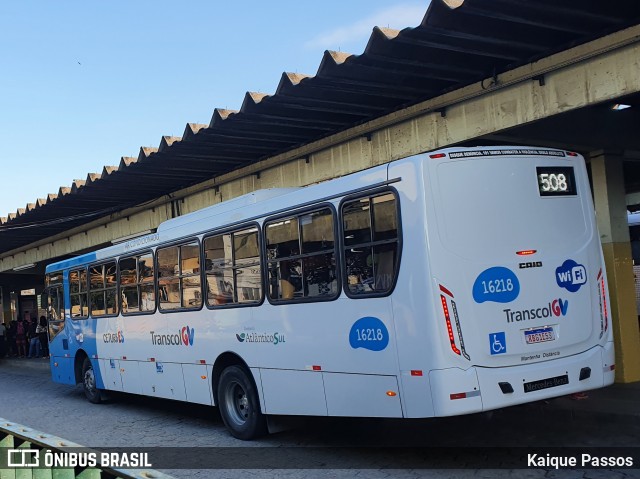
[536,167,576,196]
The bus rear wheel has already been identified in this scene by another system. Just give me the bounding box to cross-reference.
[218,365,266,440]
[81,357,103,404]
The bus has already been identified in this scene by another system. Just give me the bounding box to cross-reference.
[44,146,615,440]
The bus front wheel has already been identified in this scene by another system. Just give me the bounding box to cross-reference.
[217,365,266,440]
[81,357,102,404]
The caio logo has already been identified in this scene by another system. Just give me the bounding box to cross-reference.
[519,261,542,269]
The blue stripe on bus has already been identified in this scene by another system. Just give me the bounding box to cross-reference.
[45,252,98,273]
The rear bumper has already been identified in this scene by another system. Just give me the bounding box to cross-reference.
[429,341,615,417]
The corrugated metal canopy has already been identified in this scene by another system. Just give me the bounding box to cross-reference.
[1,0,639,255]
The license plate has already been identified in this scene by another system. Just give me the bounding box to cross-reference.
[524,326,555,344]
[523,374,569,393]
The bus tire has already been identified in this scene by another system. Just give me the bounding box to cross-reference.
[81,357,102,404]
[218,365,266,440]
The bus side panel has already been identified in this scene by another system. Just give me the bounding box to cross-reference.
[139,361,187,401]
[323,372,403,417]
[387,158,437,418]
[50,356,76,385]
[120,360,143,394]
[260,368,327,416]
[182,364,213,405]
[241,299,398,373]
[429,368,482,416]
[100,359,123,391]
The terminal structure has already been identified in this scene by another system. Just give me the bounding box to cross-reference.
[1,0,640,381]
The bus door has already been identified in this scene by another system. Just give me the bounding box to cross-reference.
[43,275,65,345]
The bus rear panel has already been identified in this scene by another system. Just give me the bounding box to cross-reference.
[422,147,614,416]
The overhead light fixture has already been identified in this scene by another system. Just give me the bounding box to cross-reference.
[442,0,464,8]
[612,103,631,111]
[13,263,36,272]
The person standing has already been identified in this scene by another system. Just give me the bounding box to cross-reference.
[0,321,6,358]
[38,316,49,359]
[27,317,41,358]
[15,317,27,358]
[7,321,17,357]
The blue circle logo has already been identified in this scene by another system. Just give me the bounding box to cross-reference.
[473,267,520,304]
[349,317,389,351]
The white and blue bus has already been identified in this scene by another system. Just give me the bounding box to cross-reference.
[44,146,615,439]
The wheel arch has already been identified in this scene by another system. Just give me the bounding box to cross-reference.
[211,352,262,410]
[74,349,89,384]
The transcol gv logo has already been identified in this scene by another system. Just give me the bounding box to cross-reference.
[181,326,195,346]
[556,259,587,293]
[150,326,195,346]
[503,298,568,323]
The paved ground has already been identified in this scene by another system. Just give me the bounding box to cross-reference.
[1,357,639,478]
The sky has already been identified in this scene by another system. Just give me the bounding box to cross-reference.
[0,1,428,219]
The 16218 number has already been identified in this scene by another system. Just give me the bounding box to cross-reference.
[355,328,384,342]
[481,279,514,294]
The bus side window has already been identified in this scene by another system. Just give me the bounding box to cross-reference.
[204,226,262,307]
[48,288,63,321]
[342,192,399,296]
[89,261,118,317]
[265,208,338,302]
[157,241,202,312]
[69,268,88,319]
[139,253,155,311]
[119,252,155,315]
[204,233,234,305]
[120,256,138,313]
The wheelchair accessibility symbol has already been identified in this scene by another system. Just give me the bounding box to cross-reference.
[489,332,507,355]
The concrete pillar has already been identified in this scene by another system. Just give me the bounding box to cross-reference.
[591,151,640,383]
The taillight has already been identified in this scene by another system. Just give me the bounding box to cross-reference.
[601,277,609,332]
[439,285,470,360]
[596,269,609,338]
[440,295,461,356]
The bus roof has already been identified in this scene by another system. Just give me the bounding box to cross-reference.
[44,161,390,274]
[44,145,577,275]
